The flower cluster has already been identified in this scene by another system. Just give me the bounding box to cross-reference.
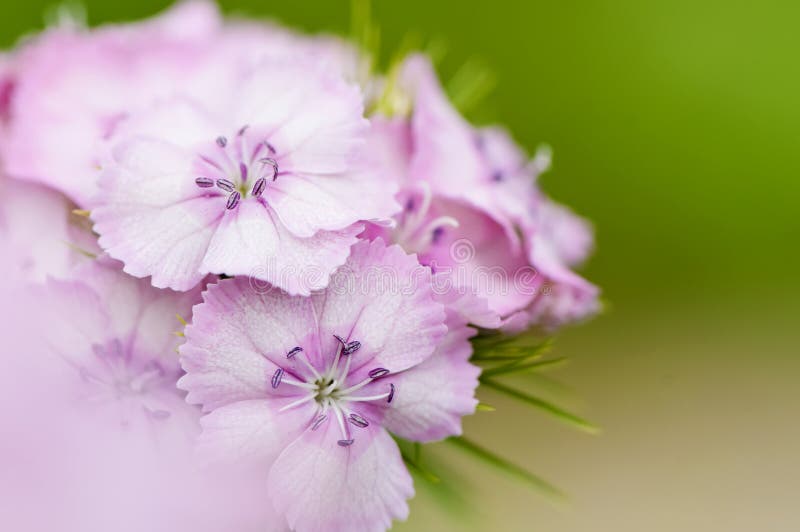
[0,2,598,531]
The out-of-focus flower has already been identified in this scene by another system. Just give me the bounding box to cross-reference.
[179,239,479,532]
[0,176,98,282]
[365,54,598,330]
[91,58,397,293]
[0,255,288,532]
[33,256,203,436]
[0,1,223,206]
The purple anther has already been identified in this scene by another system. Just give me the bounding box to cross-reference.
[259,157,279,180]
[431,226,445,244]
[311,414,327,431]
[226,191,241,210]
[368,367,390,379]
[195,177,214,188]
[344,341,361,355]
[349,413,369,428]
[216,178,235,192]
[239,162,248,181]
[216,136,227,147]
[287,346,303,359]
[271,368,284,389]
[333,334,347,348]
[405,197,415,212]
[252,177,267,198]
[491,170,504,182]
[337,439,355,447]
[238,125,249,136]
[387,383,395,403]
[264,141,276,154]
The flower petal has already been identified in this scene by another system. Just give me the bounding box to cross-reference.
[268,422,413,532]
[382,316,479,442]
[179,276,322,411]
[200,201,363,296]
[196,398,315,467]
[312,239,447,376]
[92,136,223,290]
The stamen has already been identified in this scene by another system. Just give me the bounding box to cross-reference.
[368,368,390,379]
[349,413,369,428]
[238,125,249,136]
[492,170,504,182]
[344,391,391,402]
[265,141,276,154]
[271,368,284,389]
[331,403,351,443]
[311,414,327,431]
[280,377,316,390]
[216,136,227,148]
[278,393,316,412]
[195,177,214,188]
[337,439,355,447]
[344,341,361,355]
[431,226,445,244]
[252,177,267,197]
[239,162,248,181]
[216,178,235,192]
[388,383,395,403]
[287,346,303,358]
[259,157,279,180]
[226,191,241,210]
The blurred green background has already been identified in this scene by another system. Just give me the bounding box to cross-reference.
[3,1,799,530]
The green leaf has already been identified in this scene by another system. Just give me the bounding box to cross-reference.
[480,357,568,378]
[480,378,599,434]
[447,437,566,502]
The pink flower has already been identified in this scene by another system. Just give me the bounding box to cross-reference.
[506,195,600,331]
[1,1,368,210]
[91,58,397,294]
[179,239,480,532]
[33,256,203,435]
[365,55,598,329]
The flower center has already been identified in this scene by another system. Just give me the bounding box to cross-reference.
[394,182,459,255]
[270,334,395,448]
[193,126,280,210]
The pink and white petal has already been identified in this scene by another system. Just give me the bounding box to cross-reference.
[382,319,479,442]
[107,97,223,153]
[230,59,366,175]
[92,138,223,290]
[312,239,447,375]
[268,167,399,237]
[196,398,316,467]
[200,201,362,296]
[268,422,413,532]
[179,276,320,410]
[68,256,201,363]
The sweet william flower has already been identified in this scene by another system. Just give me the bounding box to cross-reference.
[92,58,398,294]
[178,239,481,532]
[32,256,203,438]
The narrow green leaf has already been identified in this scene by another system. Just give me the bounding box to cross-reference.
[481,379,599,433]
[447,437,565,502]
[481,357,568,378]
[476,402,496,412]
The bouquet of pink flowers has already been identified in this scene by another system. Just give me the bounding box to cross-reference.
[0,2,598,531]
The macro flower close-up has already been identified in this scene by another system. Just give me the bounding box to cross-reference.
[2,1,796,532]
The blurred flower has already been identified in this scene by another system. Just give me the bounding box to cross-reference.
[0,176,98,282]
[179,239,478,531]
[365,54,598,330]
